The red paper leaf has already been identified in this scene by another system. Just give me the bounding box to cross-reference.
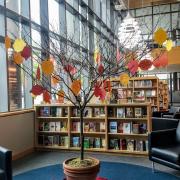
[103,80,112,92]
[94,84,101,97]
[43,90,51,103]
[64,64,77,75]
[36,66,41,80]
[127,60,139,75]
[30,84,44,96]
[21,46,31,59]
[98,64,104,75]
[139,59,152,71]
[153,52,168,68]
[99,88,106,100]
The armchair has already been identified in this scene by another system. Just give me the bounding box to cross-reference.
[0,146,12,180]
[149,120,180,171]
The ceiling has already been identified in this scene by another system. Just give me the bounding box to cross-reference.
[121,0,179,9]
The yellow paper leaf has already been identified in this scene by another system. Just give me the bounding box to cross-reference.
[41,60,54,75]
[119,73,130,86]
[13,38,26,52]
[5,36,11,49]
[13,52,24,64]
[154,28,167,45]
[165,39,173,51]
[94,49,100,63]
[51,75,60,85]
[71,80,81,96]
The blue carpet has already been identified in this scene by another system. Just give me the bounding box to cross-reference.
[14,161,179,180]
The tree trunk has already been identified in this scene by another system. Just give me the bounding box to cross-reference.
[80,109,84,160]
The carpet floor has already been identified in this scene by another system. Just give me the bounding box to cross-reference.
[14,161,179,180]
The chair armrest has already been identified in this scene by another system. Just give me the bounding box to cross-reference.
[0,146,12,180]
[148,129,177,148]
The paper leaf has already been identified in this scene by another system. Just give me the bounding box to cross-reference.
[153,52,168,68]
[21,46,31,59]
[43,90,51,103]
[127,60,139,75]
[41,60,54,75]
[64,64,77,75]
[30,84,44,96]
[13,38,26,52]
[51,75,60,85]
[57,90,64,103]
[13,52,24,64]
[116,47,121,63]
[71,80,81,96]
[94,49,101,64]
[103,80,112,92]
[98,64,104,75]
[154,28,167,45]
[165,39,173,51]
[36,66,41,80]
[139,59,152,71]
[94,84,101,97]
[119,73,130,86]
[99,88,106,100]
[5,36,11,49]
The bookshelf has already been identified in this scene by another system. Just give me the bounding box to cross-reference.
[111,76,160,112]
[35,103,151,155]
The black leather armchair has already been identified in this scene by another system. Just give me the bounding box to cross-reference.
[0,146,12,180]
[149,120,180,171]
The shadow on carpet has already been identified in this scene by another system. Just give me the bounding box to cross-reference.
[14,161,179,180]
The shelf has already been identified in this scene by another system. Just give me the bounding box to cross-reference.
[37,131,68,134]
[37,117,68,119]
[108,133,148,137]
[108,149,148,155]
[71,117,105,120]
[108,117,147,121]
[71,131,106,135]
[36,145,69,150]
[70,147,106,152]
[107,103,151,107]
[134,86,157,89]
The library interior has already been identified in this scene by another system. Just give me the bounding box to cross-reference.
[0,0,180,180]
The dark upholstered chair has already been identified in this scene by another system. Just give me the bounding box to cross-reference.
[0,146,12,180]
[149,119,180,171]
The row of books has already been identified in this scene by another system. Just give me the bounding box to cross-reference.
[38,135,69,147]
[72,137,105,148]
[109,122,147,134]
[39,121,67,132]
[109,107,147,118]
[72,107,105,117]
[111,81,133,88]
[134,80,153,87]
[72,121,105,132]
[109,138,148,152]
[39,107,68,117]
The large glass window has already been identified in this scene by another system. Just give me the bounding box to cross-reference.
[0,43,8,112]
[0,12,5,36]
[30,0,40,24]
[0,0,4,6]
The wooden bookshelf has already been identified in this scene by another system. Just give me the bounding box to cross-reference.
[35,103,151,155]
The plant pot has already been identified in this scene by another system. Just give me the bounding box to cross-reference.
[63,157,100,180]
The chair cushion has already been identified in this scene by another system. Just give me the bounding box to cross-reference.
[0,169,5,180]
[151,145,180,165]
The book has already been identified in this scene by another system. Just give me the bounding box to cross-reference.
[55,122,61,131]
[89,137,94,148]
[84,122,90,132]
[118,89,126,99]
[100,122,105,132]
[53,135,59,146]
[51,107,57,117]
[56,107,62,116]
[44,136,53,146]
[49,122,56,131]
[44,122,50,131]
[64,136,69,147]
[132,123,139,134]
[120,139,127,150]
[94,108,100,117]
[84,107,92,117]
[139,123,147,134]
[39,122,44,131]
[72,108,80,117]
[40,107,50,116]
[135,140,143,151]
[72,121,80,132]
[117,107,125,118]
[127,139,134,151]
[84,137,90,149]
[99,107,105,117]
[109,121,117,133]
[109,139,119,150]
[89,122,96,132]
[110,89,118,103]
[123,122,131,134]
[126,107,133,118]
[101,138,106,148]
[134,90,145,102]
[117,122,123,133]
[72,137,80,147]
[61,121,67,132]
[134,108,142,118]
[94,138,101,148]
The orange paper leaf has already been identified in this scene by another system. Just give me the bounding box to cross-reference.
[139,59,152,71]
[13,52,24,64]
[43,90,51,103]
[41,60,54,75]
[119,73,130,86]
[153,52,168,68]
[154,28,167,45]
[5,36,11,49]
[57,90,64,103]
[71,80,81,96]
[51,75,60,85]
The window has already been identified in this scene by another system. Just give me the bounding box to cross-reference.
[0,0,4,6]
[7,18,19,40]
[30,0,40,24]
[0,43,8,112]
[0,12,5,36]
[31,28,41,48]
[59,1,66,37]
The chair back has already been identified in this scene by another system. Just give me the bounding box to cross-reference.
[176,121,180,143]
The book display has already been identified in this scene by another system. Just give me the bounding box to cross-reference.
[111,76,167,112]
[35,103,151,155]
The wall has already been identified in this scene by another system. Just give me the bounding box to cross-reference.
[0,110,34,159]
